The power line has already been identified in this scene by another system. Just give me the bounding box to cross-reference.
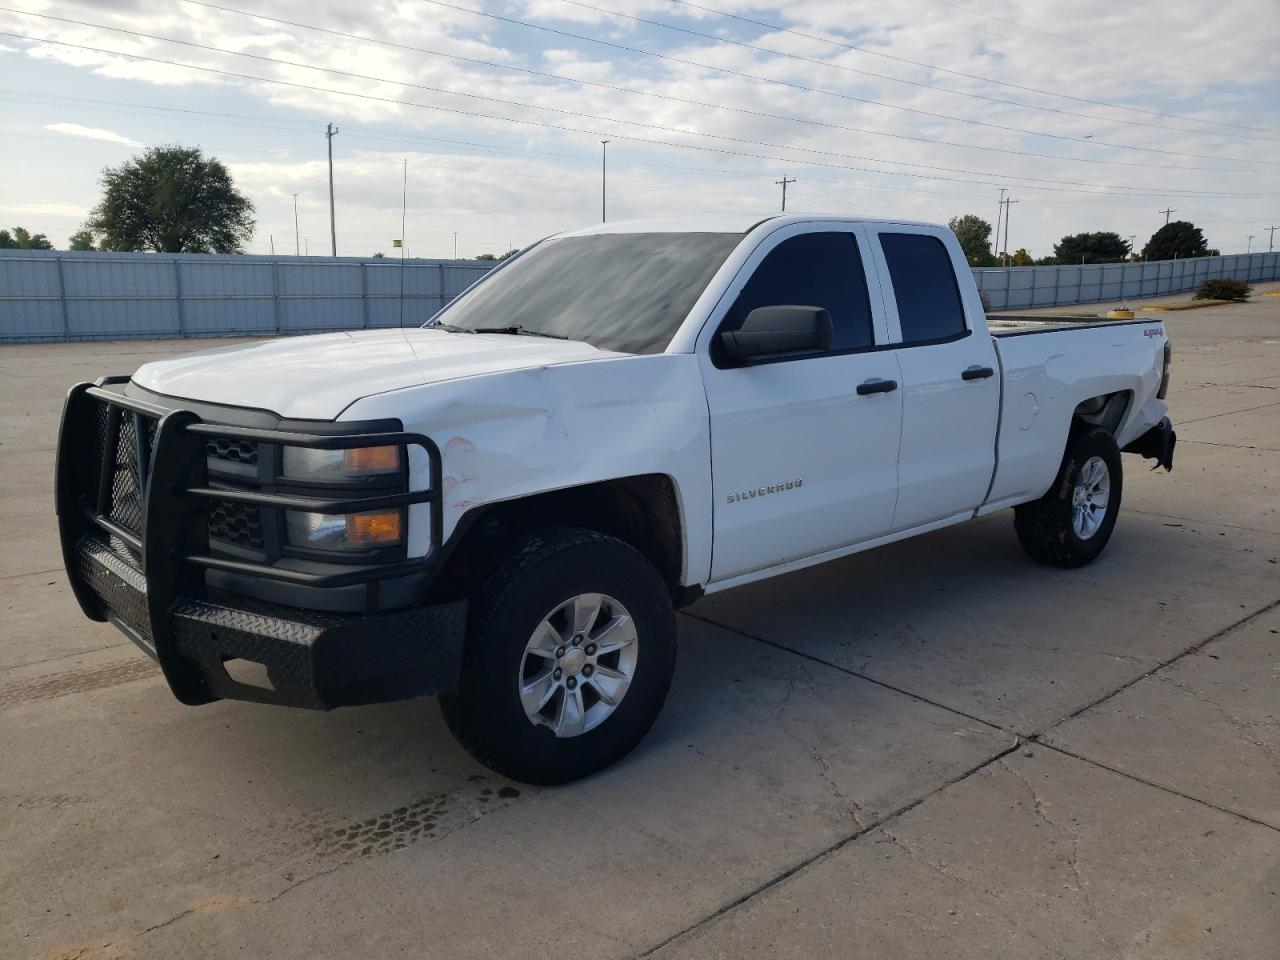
[876,0,1199,88]
[1,87,1039,200]
[3,30,1269,202]
[587,0,1270,139]
[172,0,1270,175]
[414,0,1277,160]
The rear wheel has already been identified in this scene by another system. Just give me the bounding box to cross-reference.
[440,528,676,784]
[1015,427,1123,567]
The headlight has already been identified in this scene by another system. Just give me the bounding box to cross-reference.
[286,509,404,550]
[282,444,400,481]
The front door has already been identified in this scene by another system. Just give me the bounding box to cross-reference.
[699,225,903,582]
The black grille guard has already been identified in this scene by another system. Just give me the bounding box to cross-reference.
[55,377,445,705]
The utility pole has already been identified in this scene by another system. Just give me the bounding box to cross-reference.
[1247,235,1255,254]
[399,158,407,327]
[1001,198,1019,267]
[325,122,340,257]
[453,232,458,259]
[994,187,1007,262]
[1264,225,1277,252]
[776,175,796,212]
[1127,235,1137,261]
[269,234,275,256]
[601,140,610,223]
[1158,207,1176,225]
[292,193,300,256]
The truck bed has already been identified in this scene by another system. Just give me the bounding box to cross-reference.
[986,314,1158,337]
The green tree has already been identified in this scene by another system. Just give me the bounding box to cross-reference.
[1142,221,1208,261]
[475,249,518,262]
[0,226,54,249]
[68,227,95,251]
[87,145,255,253]
[948,214,995,267]
[1000,248,1034,266]
[1050,231,1130,264]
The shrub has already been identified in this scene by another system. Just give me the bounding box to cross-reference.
[1193,278,1251,301]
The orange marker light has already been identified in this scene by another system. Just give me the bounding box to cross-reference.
[343,445,400,475]
[346,511,402,545]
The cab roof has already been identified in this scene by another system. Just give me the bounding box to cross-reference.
[557,213,943,238]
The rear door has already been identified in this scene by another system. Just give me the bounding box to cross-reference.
[698,224,902,582]
[867,227,1000,530]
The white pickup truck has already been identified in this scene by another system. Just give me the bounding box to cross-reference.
[56,214,1175,783]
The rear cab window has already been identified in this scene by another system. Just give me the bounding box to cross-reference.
[878,232,969,346]
[716,231,876,361]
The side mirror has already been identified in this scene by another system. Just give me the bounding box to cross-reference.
[719,305,833,363]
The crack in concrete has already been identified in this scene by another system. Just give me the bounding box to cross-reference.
[997,757,1117,955]
[1176,398,1280,425]
[635,740,1021,958]
[809,745,864,828]
[1160,675,1280,771]
[877,824,1067,958]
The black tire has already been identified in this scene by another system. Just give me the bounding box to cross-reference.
[1014,427,1123,568]
[439,527,676,785]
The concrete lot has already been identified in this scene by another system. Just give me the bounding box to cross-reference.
[2,284,1278,959]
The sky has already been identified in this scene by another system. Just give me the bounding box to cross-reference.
[1,0,1278,259]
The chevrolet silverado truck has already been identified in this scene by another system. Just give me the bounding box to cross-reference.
[56,215,1175,784]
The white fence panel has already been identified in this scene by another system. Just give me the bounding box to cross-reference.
[3,249,1278,342]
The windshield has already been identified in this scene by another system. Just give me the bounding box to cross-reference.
[431,232,743,354]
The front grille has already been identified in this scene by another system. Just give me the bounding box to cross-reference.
[207,497,266,550]
[92,405,158,541]
[206,436,259,466]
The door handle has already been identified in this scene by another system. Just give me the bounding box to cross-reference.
[856,378,898,396]
[961,365,995,381]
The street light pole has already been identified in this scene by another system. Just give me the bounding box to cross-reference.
[601,141,609,223]
[291,193,300,256]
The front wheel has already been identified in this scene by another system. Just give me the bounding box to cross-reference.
[1014,427,1123,567]
[440,528,676,785]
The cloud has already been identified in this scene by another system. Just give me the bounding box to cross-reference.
[2,0,1277,256]
[45,122,142,146]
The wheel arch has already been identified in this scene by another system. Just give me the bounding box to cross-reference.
[435,474,691,603]
[1070,389,1133,439]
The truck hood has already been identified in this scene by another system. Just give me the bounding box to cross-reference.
[131,328,621,420]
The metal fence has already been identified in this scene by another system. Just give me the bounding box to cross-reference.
[0,250,494,343]
[3,249,1278,344]
[975,252,1279,311]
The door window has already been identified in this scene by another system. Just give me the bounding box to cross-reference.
[721,232,875,353]
[880,233,968,345]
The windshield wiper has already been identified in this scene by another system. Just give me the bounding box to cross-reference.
[467,325,569,340]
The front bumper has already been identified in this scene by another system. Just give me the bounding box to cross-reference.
[57,379,465,710]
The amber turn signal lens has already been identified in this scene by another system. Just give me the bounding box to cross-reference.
[342,445,400,475]
[345,511,402,545]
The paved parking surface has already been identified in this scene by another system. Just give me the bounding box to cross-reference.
[3,285,1278,959]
